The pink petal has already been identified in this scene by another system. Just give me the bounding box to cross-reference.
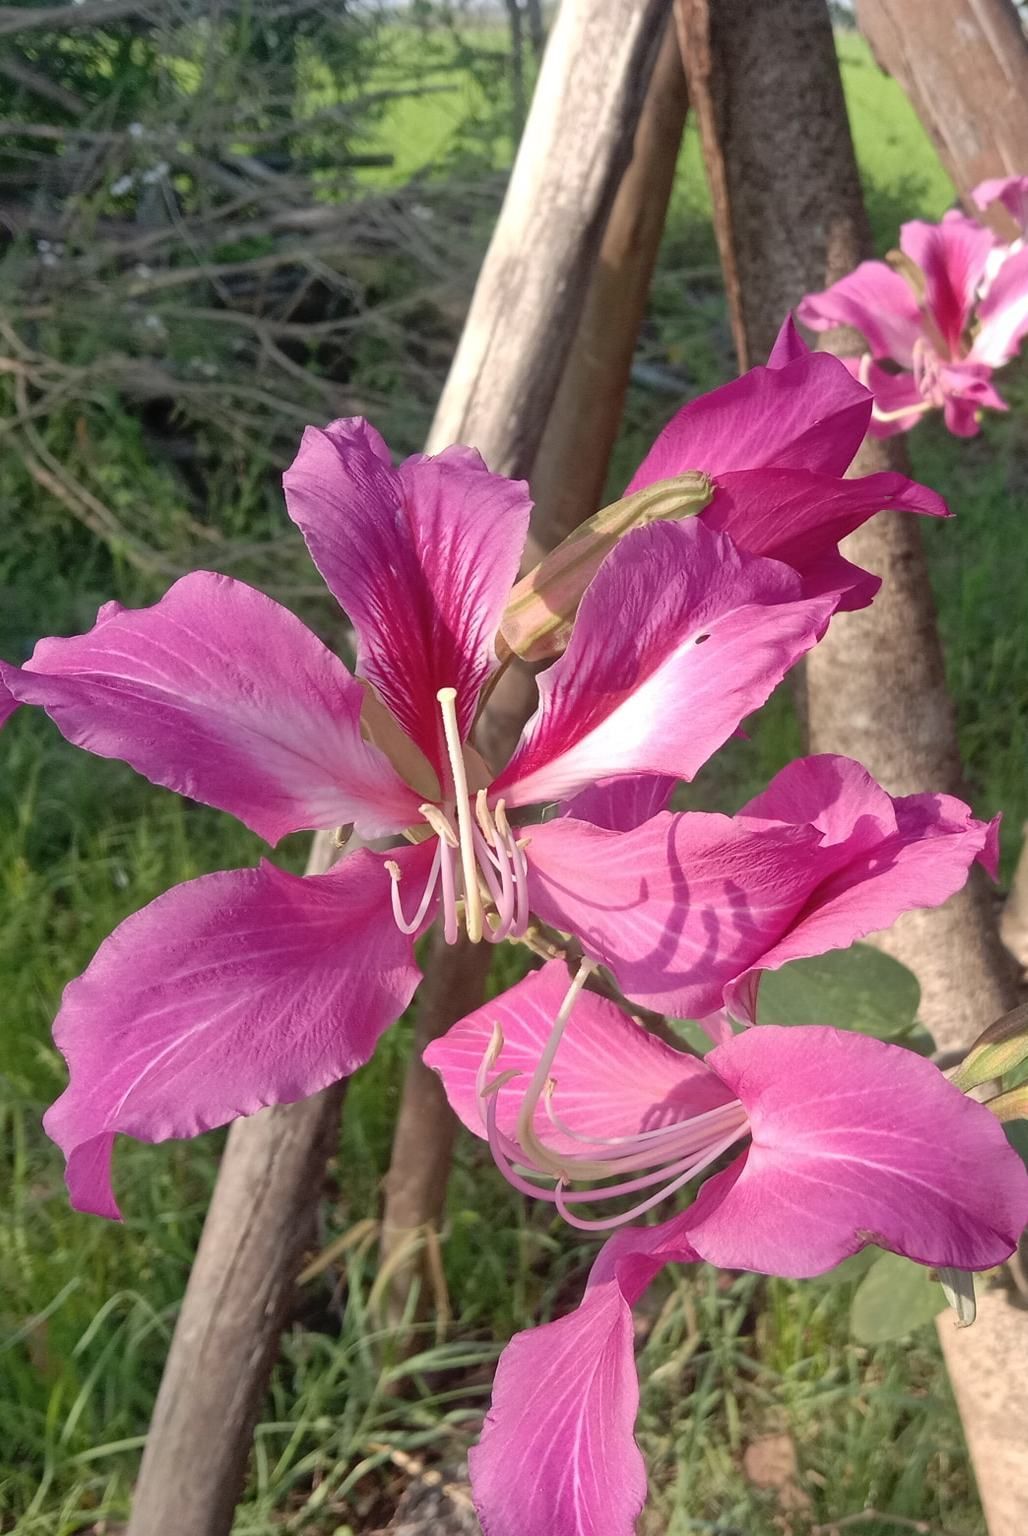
[1,573,419,843]
[523,812,826,1018]
[798,262,924,367]
[559,774,676,831]
[729,759,999,1006]
[43,845,430,1217]
[973,176,1028,235]
[424,961,730,1151]
[625,348,872,487]
[470,1231,673,1536]
[969,244,1028,367]
[858,362,930,438]
[900,213,997,355]
[676,1026,1028,1276]
[283,419,531,775]
[766,315,809,368]
[492,521,836,808]
[0,676,19,730]
[706,466,948,611]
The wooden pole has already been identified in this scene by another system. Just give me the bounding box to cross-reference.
[856,0,1028,235]
[125,3,673,1530]
[379,5,689,1321]
[675,6,1023,1533]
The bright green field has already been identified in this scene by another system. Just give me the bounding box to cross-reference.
[1,24,1026,1536]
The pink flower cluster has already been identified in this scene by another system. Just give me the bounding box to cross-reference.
[3,318,1025,1536]
[799,176,1028,437]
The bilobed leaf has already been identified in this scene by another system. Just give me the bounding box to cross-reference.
[951,1001,1028,1092]
[757,943,922,1041]
[850,1252,946,1344]
[499,472,714,663]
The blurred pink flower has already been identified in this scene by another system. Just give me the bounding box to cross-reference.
[798,210,1028,437]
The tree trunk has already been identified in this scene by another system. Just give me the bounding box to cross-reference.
[856,0,1028,236]
[126,4,675,1530]
[676,7,1023,1531]
[380,0,687,1317]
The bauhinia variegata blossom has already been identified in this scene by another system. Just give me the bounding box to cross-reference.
[798,187,1028,437]
[0,327,946,1216]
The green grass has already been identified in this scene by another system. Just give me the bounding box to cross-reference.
[1,22,1024,1536]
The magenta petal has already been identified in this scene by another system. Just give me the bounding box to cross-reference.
[706,466,948,610]
[731,759,998,995]
[470,1232,672,1536]
[973,175,1028,235]
[0,676,19,730]
[900,213,997,356]
[2,572,420,842]
[626,348,872,487]
[797,261,924,366]
[493,521,836,808]
[523,813,825,1018]
[559,773,676,831]
[682,1026,1028,1276]
[970,244,1028,368]
[43,845,430,1216]
[425,961,729,1150]
[283,419,531,772]
[858,362,929,438]
[766,315,809,368]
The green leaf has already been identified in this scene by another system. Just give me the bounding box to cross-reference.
[757,944,922,1041]
[850,1253,946,1344]
[951,1001,1028,1092]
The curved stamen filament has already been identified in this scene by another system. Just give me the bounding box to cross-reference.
[437,687,483,943]
[514,960,595,1175]
[478,964,750,1232]
[386,844,442,935]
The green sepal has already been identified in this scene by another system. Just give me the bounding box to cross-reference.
[950,1001,1028,1092]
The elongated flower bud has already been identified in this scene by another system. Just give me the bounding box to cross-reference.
[499,471,714,663]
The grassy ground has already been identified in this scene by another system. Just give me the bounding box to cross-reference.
[1,22,1026,1536]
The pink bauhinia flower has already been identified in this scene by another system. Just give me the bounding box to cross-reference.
[0,336,949,1216]
[427,962,1028,1536]
[3,404,873,1217]
[798,211,1028,437]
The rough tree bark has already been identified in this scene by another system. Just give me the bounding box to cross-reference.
[125,4,674,1530]
[379,3,688,1315]
[856,0,1028,235]
[675,6,1024,1533]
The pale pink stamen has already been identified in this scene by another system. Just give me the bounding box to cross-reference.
[387,692,531,945]
[386,844,442,935]
[479,963,750,1231]
[439,836,459,945]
